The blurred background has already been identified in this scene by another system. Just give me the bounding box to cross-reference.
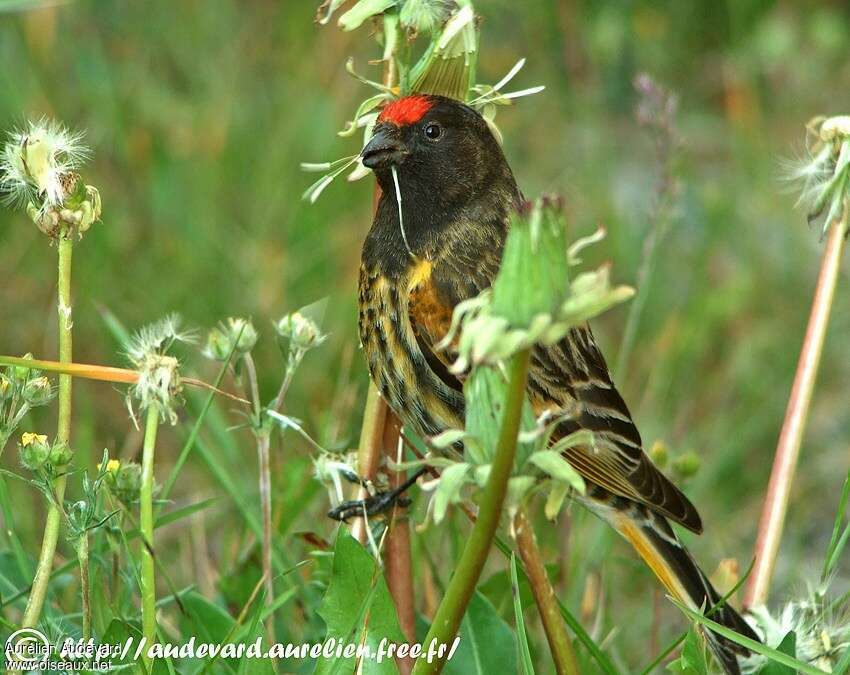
[0,0,848,670]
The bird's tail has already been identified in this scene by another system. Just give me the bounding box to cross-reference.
[608,507,759,674]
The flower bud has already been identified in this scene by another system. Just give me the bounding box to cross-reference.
[49,440,73,467]
[110,462,142,504]
[22,376,54,407]
[13,353,37,382]
[649,440,668,469]
[98,458,121,474]
[204,326,231,361]
[0,373,12,400]
[19,432,50,471]
[205,317,258,361]
[275,311,327,352]
[672,451,701,479]
[227,317,258,353]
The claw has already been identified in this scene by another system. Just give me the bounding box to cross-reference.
[326,491,412,522]
[326,467,426,522]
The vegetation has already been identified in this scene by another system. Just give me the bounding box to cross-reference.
[0,1,848,673]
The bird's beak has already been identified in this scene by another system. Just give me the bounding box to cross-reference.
[361,125,408,170]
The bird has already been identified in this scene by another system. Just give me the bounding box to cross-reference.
[353,93,759,673]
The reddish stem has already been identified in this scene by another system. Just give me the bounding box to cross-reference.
[745,213,848,607]
[383,413,416,674]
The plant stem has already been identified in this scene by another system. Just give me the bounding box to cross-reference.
[23,236,74,628]
[412,349,531,675]
[513,507,579,675]
[140,405,160,669]
[745,210,848,608]
[78,533,91,643]
[243,351,279,644]
[382,412,415,675]
[256,429,274,618]
[351,384,389,544]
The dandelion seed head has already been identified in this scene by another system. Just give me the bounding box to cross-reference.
[125,314,193,425]
[126,314,195,365]
[0,118,89,213]
[744,591,850,672]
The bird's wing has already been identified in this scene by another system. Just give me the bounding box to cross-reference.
[529,326,703,533]
[407,232,701,533]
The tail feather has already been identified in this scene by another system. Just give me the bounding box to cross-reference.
[609,507,759,674]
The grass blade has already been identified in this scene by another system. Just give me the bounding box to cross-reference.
[669,597,829,675]
[510,552,536,675]
[822,467,850,581]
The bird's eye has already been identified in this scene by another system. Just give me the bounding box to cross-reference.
[423,122,443,141]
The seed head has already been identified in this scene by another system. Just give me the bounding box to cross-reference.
[0,118,89,215]
[126,315,193,425]
[745,593,850,672]
[786,115,850,233]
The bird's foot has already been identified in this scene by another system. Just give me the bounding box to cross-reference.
[326,467,426,522]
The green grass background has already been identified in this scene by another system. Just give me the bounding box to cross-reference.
[0,0,848,671]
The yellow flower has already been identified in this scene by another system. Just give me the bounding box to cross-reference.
[21,432,47,447]
[98,458,121,473]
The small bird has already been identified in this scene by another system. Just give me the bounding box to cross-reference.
[356,94,759,673]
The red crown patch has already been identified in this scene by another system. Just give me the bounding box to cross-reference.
[378,95,434,126]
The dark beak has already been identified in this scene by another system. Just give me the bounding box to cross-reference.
[361,126,408,170]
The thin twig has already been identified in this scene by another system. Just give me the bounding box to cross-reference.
[745,209,848,607]
[513,507,579,675]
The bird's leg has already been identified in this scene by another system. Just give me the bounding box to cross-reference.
[327,467,427,522]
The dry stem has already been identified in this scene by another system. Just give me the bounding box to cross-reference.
[745,210,848,607]
[513,507,579,675]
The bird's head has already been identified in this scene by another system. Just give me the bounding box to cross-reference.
[361,95,515,206]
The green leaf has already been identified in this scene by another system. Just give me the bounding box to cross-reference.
[761,632,797,675]
[666,629,708,675]
[429,429,467,449]
[479,566,534,618]
[315,531,405,675]
[544,481,570,520]
[510,554,536,675]
[338,0,395,32]
[443,592,518,675]
[103,619,168,673]
[237,592,275,675]
[181,590,236,645]
[433,462,471,523]
[527,450,586,494]
[822,467,850,581]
